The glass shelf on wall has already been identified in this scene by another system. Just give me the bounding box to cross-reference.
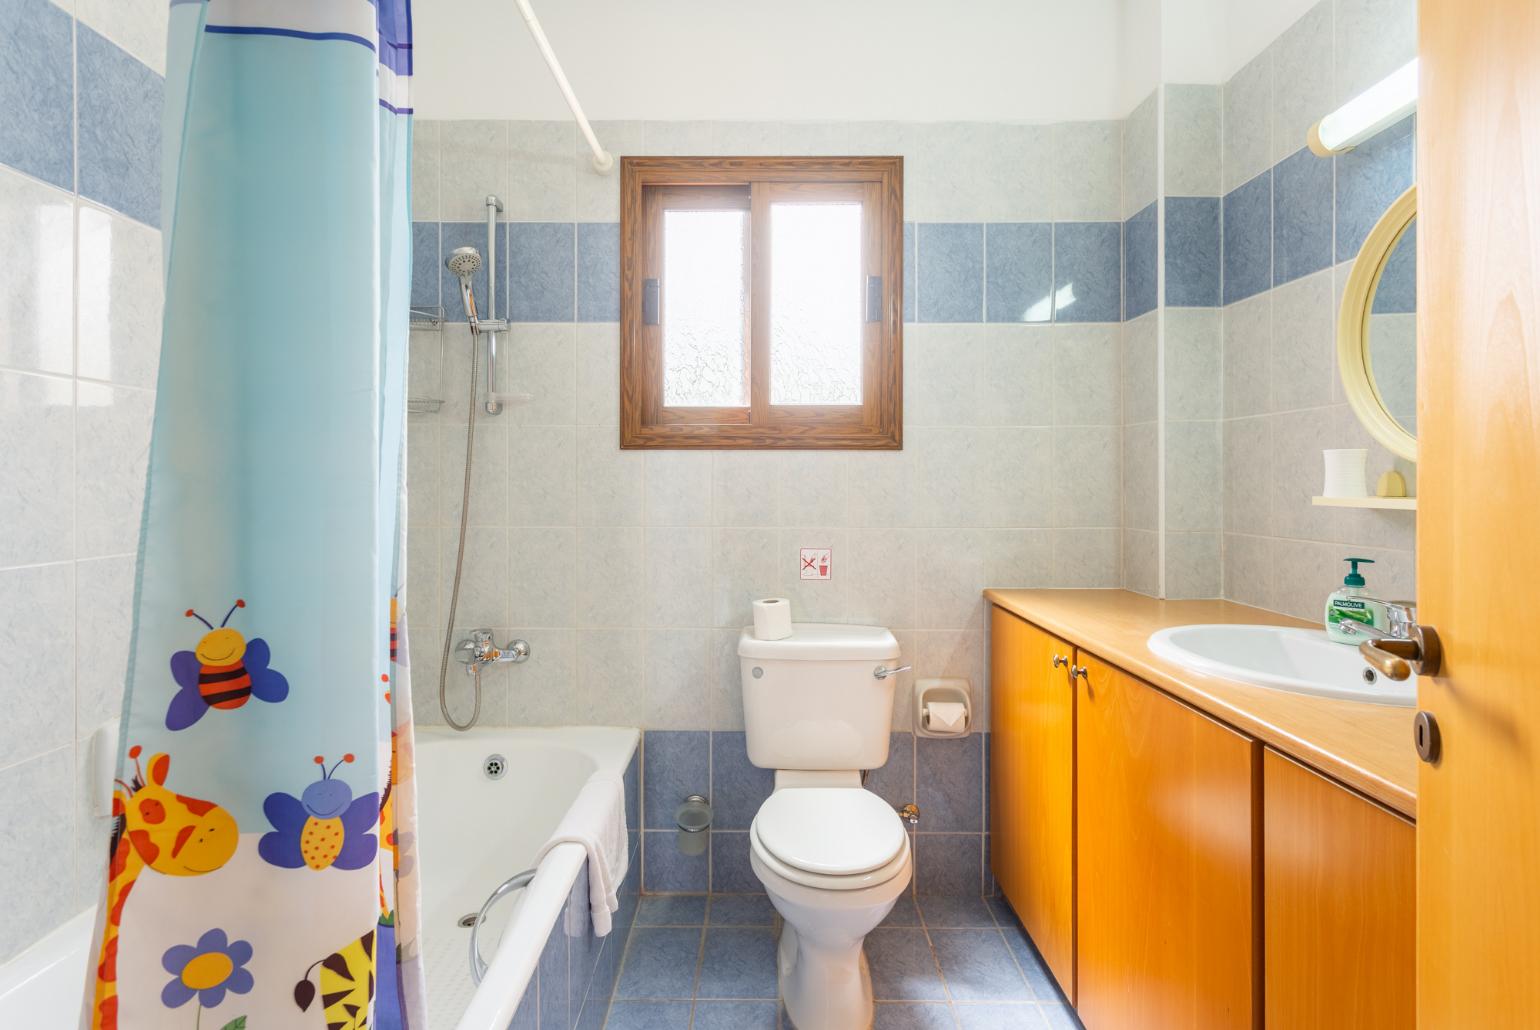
[408,306,445,414]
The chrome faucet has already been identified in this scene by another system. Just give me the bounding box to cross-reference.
[1335,599,1416,642]
[457,629,531,675]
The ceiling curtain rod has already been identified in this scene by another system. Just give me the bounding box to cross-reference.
[515,0,614,173]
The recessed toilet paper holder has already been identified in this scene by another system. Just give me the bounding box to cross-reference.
[914,677,972,738]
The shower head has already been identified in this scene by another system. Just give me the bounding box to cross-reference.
[446,247,483,279]
[445,247,483,324]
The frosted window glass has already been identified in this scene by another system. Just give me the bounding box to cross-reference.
[663,209,748,407]
[770,202,863,405]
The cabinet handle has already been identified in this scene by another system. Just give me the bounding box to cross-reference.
[1052,654,1069,669]
[1071,665,1089,680]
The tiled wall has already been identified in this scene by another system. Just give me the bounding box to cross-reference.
[504,751,641,1030]
[1218,0,1418,620]
[405,119,1131,738]
[0,0,166,964]
[638,730,989,897]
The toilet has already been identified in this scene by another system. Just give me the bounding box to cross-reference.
[739,623,912,1030]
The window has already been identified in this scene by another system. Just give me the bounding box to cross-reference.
[620,157,903,449]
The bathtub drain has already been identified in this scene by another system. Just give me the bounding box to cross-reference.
[458,913,479,928]
[483,754,507,779]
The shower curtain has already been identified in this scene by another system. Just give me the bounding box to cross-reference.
[85,2,423,1028]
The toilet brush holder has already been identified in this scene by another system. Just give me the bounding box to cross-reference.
[675,794,712,856]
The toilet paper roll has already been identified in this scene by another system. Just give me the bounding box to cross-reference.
[752,597,793,640]
[924,701,968,735]
[1322,448,1369,498]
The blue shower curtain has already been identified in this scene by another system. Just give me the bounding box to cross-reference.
[86,2,423,1028]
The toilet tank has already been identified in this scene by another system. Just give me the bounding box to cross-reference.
[738,623,901,771]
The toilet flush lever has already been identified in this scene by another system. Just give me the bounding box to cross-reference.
[899,803,920,828]
[874,664,911,680]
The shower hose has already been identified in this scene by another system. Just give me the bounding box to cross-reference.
[439,330,483,731]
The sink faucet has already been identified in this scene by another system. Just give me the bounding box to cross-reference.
[1334,600,1416,642]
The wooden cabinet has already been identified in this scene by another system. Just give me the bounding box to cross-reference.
[1263,748,1414,1029]
[1075,650,1258,1030]
[989,605,1076,998]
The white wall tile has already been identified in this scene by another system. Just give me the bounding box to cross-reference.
[574,323,620,425]
[1165,531,1221,599]
[0,563,73,766]
[74,382,152,558]
[1122,93,1158,217]
[577,121,642,222]
[1334,0,1418,108]
[845,528,917,631]
[507,120,577,222]
[440,121,509,221]
[1053,324,1121,426]
[73,555,131,735]
[0,370,74,567]
[411,120,441,222]
[1164,308,1222,420]
[1223,50,1274,194]
[1121,528,1160,596]
[441,421,507,527]
[1121,313,1157,425]
[644,527,713,627]
[0,748,74,963]
[508,527,576,627]
[1053,121,1123,221]
[1165,420,1223,532]
[712,452,780,527]
[506,323,576,426]
[711,527,780,628]
[1270,0,1335,165]
[507,627,576,726]
[1270,269,1336,413]
[1053,426,1121,528]
[576,628,646,725]
[575,426,643,525]
[644,451,712,527]
[1223,291,1272,418]
[643,629,711,728]
[0,167,73,376]
[576,527,643,626]
[1052,527,1121,588]
[508,425,576,527]
[1163,85,1222,198]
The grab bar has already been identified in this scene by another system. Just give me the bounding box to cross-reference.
[469,867,539,984]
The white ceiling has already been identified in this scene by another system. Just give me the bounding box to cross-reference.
[411,0,1322,123]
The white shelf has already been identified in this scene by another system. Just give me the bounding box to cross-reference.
[1311,495,1417,510]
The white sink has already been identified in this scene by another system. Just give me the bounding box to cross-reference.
[1146,624,1416,707]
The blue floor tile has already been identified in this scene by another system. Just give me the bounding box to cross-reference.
[636,895,708,926]
[875,1001,961,1029]
[691,1000,779,1029]
[931,929,1031,1002]
[881,894,922,926]
[696,927,779,999]
[1037,1001,1085,1029]
[707,894,775,926]
[953,1003,1048,1028]
[867,928,947,1001]
[918,896,997,928]
[614,927,701,999]
[997,923,1064,1003]
[603,999,693,1029]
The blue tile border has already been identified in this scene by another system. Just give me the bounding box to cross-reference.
[917,222,984,323]
[510,221,576,322]
[1052,221,1121,323]
[77,25,163,227]
[985,222,1053,324]
[1336,115,1415,262]
[1222,171,1272,305]
[0,0,74,191]
[1122,203,1157,320]
[1272,147,1334,287]
[1165,196,1221,308]
[576,221,619,322]
[440,220,508,321]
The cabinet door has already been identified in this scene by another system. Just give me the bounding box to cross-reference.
[1076,651,1257,1029]
[989,606,1076,998]
[1263,748,1414,1029]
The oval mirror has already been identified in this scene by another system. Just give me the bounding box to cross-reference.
[1337,185,1417,461]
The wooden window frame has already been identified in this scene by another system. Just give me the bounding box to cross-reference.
[620,156,903,449]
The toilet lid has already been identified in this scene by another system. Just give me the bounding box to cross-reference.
[754,788,906,876]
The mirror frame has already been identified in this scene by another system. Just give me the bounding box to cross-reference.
[1337,184,1418,462]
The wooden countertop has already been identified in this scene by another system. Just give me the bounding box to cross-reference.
[984,589,1418,818]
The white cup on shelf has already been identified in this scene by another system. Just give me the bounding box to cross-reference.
[1322,448,1369,498]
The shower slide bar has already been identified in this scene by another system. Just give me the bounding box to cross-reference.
[516,0,614,173]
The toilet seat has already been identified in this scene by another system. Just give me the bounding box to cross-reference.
[751,788,909,891]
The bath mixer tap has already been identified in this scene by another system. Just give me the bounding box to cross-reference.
[457,629,531,675]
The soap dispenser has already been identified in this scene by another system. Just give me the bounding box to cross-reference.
[1325,557,1377,643]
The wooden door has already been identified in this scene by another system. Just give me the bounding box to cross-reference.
[1076,651,1257,1029]
[1263,749,1414,1029]
[1418,2,1540,1025]
[988,606,1076,998]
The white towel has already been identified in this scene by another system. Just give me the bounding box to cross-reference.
[532,773,630,936]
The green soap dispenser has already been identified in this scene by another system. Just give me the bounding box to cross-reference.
[1325,557,1377,642]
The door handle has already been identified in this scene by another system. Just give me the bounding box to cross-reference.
[1358,623,1442,681]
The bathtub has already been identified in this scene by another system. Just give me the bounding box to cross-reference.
[417,725,640,1030]
[0,724,639,1030]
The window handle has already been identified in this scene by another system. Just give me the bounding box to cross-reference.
[866,274,883,323]
[642,278,660,325]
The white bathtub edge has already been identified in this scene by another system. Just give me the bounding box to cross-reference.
[0,906,96,1028]
[455,841,585,1030]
